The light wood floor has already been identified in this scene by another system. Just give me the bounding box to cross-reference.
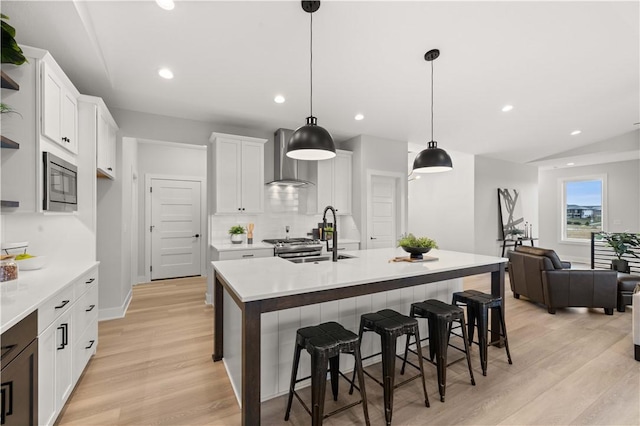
[57,275,639,425]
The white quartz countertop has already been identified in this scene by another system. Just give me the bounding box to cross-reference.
[1,261,99,333]
[210,241,274,252]
[212,247,506,303]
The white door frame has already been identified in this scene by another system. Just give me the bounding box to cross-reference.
[144,174,207,283]
[364,169,407,250]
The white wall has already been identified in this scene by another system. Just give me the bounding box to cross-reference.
[538,159,640,263]
[407,149,476,252]
[473,156,539,257]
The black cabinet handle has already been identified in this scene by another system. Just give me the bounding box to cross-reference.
[85,340,95,349]
[237,208,241,211]
[242,254,254,258]
[1,381,13,424]
[107,167,113,171]
[0,344,17,360]
[86,278,95,284]
[55,300,69,309]
[86,304,95,312]
[193,234,200,238]
[370,237,377,240]
[56,323,68,350]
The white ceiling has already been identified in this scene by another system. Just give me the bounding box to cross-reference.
[3,1,639,164]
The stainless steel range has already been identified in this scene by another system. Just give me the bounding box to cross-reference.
[262,238,323,260]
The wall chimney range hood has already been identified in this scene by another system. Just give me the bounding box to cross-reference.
[266,128,314,187]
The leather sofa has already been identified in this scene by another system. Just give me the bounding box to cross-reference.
[508,246,617,315]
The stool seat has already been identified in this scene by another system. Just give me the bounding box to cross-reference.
[361,309,420,338]
[403,299,475,402]
[285,321,370,426]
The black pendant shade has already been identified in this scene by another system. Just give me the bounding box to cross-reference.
[412,140,453,173]
[412,49,453,173]
[288,116,336,160]
[286,1,336,161]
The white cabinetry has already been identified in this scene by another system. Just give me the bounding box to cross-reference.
[41,60,78,154]
[38,265,99,426]
[79,95,118,179]
[212,246,274,261]
[306,149,352,215]
[210,133,266,214]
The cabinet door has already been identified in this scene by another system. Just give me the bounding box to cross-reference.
[61,91,78,154]
[333,152,352,215]
[106,123,116,178]
[38,324,57,426]
[96,110,115,179]
[54,309,73,414]
[42,63,62,144]
[240,141,264,213]
[215,138,241,213]
[1,341,38,426]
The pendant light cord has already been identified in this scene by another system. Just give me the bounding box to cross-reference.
[430,59,434,142]
[310,11,313,117]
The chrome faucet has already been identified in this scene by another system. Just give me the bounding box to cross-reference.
[322,206,338,262]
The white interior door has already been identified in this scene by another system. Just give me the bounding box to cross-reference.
[151,178,201,280]
[368,175,397,248]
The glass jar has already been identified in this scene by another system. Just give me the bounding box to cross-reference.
[0,255,18,282]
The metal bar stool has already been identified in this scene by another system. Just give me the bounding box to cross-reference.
[452,290,513,376]
[348,309,430,426]
[401,299,475,402]
[284,321,370,426]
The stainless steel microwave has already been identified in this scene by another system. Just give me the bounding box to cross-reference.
[43,152,78,212]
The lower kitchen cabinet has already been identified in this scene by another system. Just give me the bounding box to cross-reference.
[0,311,38,426]
[37,265,99,426]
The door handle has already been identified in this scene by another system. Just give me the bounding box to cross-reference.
[193,234,200,238]
[56,323,68,350]
[86,304,96,312]
[1,381,13,424]
[85,340,95,349]
[86,278,95,284]
[55,300,70,309]
[370,237,377,240]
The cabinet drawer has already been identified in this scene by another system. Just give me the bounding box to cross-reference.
[73,322,97,384]
[1,310,37,368]
[74,267,98,298]
[73,284,98,341]
[38,284,74,334]
[218,248,273,261]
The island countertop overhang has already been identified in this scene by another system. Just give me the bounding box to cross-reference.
[212,247,507,303]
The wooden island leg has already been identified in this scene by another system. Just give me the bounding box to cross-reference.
[213,272,224,362]
[242,301,262,425]
[490,264,505,346]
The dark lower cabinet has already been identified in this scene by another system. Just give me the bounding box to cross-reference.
[1,311,38,426]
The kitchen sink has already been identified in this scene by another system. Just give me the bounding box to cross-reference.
[288,254,357,264]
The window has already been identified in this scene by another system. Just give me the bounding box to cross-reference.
[561,176,605,241]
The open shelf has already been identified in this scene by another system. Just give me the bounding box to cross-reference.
[1,135,19,149]
[1,200,20,208]
[1,71,19,90]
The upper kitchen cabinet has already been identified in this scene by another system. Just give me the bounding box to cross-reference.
[305,149,352,215]
[41,59,79,155]
[210,133,266,214]
[79,95,118,179]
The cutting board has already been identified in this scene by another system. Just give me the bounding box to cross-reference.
[389,255,439,263]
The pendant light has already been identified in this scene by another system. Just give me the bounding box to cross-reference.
[287,1,336,161]
[412,49,453,173]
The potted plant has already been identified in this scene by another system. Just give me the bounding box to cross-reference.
[397,233,438,260]
[506,228,524,240]
[1,14,28,65]
[595,232,639,273]
[228,225,246,244]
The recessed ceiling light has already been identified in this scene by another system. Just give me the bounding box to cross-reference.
[570,130,581,136]
[156,0,175,10]
[567,162,575,166]
[354,113,364,121]
[501,105,514,112]
[274,95,285,104]
[158,68,174,79]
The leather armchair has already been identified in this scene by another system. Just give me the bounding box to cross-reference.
[508,246,617,315]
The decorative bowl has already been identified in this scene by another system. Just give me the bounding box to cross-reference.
[400,246,431,260]
[16,255,47,270]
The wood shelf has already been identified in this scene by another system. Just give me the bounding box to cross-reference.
[1,70,19,90]
[1,200,20,208]
[1,135,19,149]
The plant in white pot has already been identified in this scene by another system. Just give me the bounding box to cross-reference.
[229,225,246,244]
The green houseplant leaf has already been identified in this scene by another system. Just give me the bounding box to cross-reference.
[1,14,28,65]
[595,232,640,260]
[228,225,246,235]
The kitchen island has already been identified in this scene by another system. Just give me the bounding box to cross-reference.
[212,247,506,425]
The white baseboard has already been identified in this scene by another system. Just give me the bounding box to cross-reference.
[137,275,148,285]
[205,291,212,305]
[98,288,133,321]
